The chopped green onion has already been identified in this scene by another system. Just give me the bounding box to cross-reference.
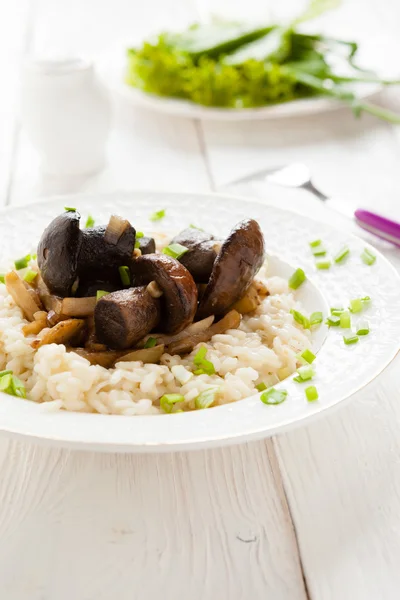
[330,307,344,316]
[118,266,131,286]
[297,365,315,381]
[195,387,219,409]
[0,370,12,378]
[96,290,109,301]
[356,321,370,336]
[14,254,31,270]
[256,382,267,392]
[361,248,376,265]
[85,215,95,228]
[305,385,319,402]
[316,260,331,270]
[31,253,37,260]
[293,376,304,383]
[0,373,26,398]
[361,296,371,305]
[193,347,207,365]
[340,311,351,329]
[136,231,144,238]
[162,243,189,260]
[134,241,141,249]
[23,270,38,283]
[310,311,323,326]
[288,268,306,290]
[150,209,166,222]
[260,387,288,405]
[160,393,184,413]
[144,337,157,348]
[290,309,310,329]
[309,239,322,248]
[334,246,350,264]
[349,298,363,313]
[300,349,316,364]
[326,315,340,327]
[343,334,359,345]
[312,246,327,257]
[0,275,5,284]
[193,346,215,375]
[64,206,76,212]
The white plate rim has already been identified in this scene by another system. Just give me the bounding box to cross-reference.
[0,190,398,453]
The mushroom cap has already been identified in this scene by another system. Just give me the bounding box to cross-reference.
[79,224,136,278]
[131,254,198,334]
[95,286,160,349]
[138,236,156,255]
[197,219,265,319]
[37,212,83,297]
[170,228,219,283]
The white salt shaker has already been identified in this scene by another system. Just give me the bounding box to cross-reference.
[21,58,112,176]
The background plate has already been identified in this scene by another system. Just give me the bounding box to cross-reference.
[0,190,399,452]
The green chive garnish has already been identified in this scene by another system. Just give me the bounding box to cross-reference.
[193,346,215,375]
[361,248,376,265]
[312,246,327,257]
[160,393,185,413]
[0,275,5,284]
[299,349,316,364]
[0,372,26,398]
[118,266,131,286]
[340,311,351,329]
[361,296,371,305]
[193,347,207,364]
[23,270,38,283]
[136,231,144,238]
[309,239,322,248]
[288,268,306,290]
[260,388,288,405]
[334,246,350,264]
[150,209,166,222]
[316,260,331,270]
[290,309,310,329]
[144,337,157,349]
[293,376,304,383]
[134,241,140,249]
[14,254,31,270]
[297,365,315,381]
[195,387,219,409]
[96,290,109,301]
[64,206,76,212]
[0,370,13,377]
[349,298,363,313]
[326,315,340,327]
[305,386,318,402]
[356,321,370,336]
[330,307,344,316]
[162,243,189,260]
[310,311,323,326]
[343,335,359,345]
[85,215,95,228]
[256,382,267,392]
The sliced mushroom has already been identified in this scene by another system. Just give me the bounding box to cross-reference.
[197,219,265,319]
[5,271,42,321]
[138,236,156,255]
[38,319,86,347]
[167,309,241,355]
[130,254,198,334]
[71,348,124,368]
[116,344,165,365]
[139,315,215,348]
[37,212,136,296]
[95,286,161,349]
[37,211,83,297]
[169,228,219,282]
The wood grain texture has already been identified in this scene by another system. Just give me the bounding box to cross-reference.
[0,438,307,600]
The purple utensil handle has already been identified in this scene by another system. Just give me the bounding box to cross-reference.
[354,209,400,248]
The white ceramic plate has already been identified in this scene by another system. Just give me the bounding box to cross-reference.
[0,191,399,452]
[99,48,381,121]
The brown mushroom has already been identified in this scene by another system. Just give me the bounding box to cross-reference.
[138,236,156,255]
[94,286,161,349]
[169,228,219,282]
[197,219,265,319]
[130,254,198,334]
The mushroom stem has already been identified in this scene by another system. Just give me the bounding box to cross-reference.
[104,215,130,245]
[146,280,163,298]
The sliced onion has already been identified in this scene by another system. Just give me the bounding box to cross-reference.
[38,319,85,347]
[104,215,130,245]
[5,271,41,321]
[116,344,165,365]
[60,296,97,317]
[140,315,215,347]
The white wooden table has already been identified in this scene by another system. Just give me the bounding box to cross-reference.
[1,0,400,598]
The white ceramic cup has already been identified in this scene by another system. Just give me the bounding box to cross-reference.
[21,58,112,176]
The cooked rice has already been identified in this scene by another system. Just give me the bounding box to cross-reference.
[0,263,310,415]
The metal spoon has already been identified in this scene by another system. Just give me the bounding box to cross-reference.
[226,162,400,247]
